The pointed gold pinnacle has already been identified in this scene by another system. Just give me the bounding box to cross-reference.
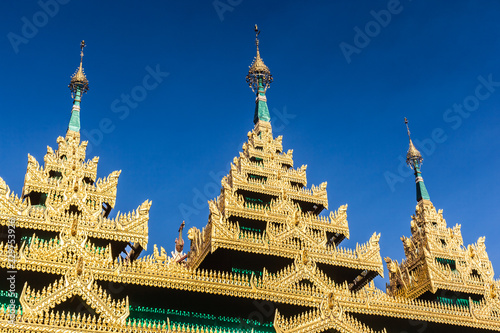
[404,118,423,167]
[246,25,272,93]
[69,40,89,94]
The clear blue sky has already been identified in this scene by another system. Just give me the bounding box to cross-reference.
[1,0,500,289]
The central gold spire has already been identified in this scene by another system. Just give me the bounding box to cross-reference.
[246,24,272,94]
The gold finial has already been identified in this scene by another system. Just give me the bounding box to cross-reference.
[404,118,423,168]
[255,24,260,48]
[246,24,272,94]
[69,40,89,95]
[79,40,85,63]
[404,117,411,139]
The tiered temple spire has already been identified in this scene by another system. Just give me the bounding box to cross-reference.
[246,25,272,124]
[405,118,430,202]
[383,118,497,311]
[67,40,89,136]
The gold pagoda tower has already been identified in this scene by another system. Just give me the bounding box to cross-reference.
[0,30,499,333]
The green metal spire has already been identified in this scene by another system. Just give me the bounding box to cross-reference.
[412,160,430,202]
[67,41,89,134]
[254,77,270,124]
[68,88,82,132]
[405,118,430,202]
[246,25,273,124]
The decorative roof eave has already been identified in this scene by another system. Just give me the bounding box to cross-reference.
[223,205,343,233]
[0,315,243,333]
[4,293,500,333]
[20,278,129,325]
[217,188,345,236]
[277,280,500,332]
[208,237,384,276]
[238,163,307,186]
[229,177,328,208]
[0,210,149,247]
[188,207,380,275]
[237,154,300,177]
[6,241,375,309]
[221,194,335,230]
[246,151,294,168]
[4,252,324,310]
[339,285,500,331]
[274,307,386,333]
[246,134,286,155]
